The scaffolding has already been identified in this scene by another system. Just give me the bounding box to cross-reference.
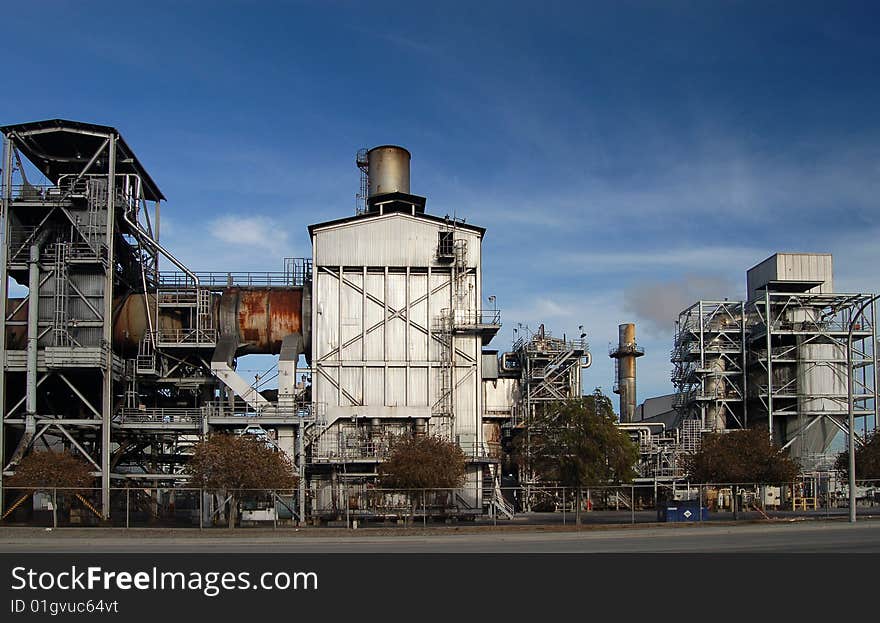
[671,300,747,431]
[748,291,877,458]
[670,290,878,463]
[503,324,590,503]
[1,120,314,522]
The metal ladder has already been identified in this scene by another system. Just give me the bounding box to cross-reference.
[52,242,71,346]
[433,311,455,440]
[136,332,157,375]
[85,178,107,250]
[197,288,212,340]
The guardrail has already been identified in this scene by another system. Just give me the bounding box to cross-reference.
[159,259,312,289]
[117,408,203,425]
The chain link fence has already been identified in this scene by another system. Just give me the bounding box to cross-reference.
[1,479,877,528]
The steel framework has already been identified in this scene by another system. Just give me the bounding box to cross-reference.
[671,292,878,466]
[1,120,315,521]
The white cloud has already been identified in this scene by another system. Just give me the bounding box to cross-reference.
[208,215,290,255]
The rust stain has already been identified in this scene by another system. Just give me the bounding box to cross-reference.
[236,288,303,354]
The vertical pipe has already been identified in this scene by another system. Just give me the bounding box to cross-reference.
[25,241,40,415]
[699,302,705,428]
[873,299,878,435]
[101,134,116,519]
[765,291,773,444]
[848,317,856,523]
[297,424,305,525]
[742,302,748,428]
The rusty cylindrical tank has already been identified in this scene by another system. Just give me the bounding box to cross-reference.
[110,286,309,356]
[219,287,305,354]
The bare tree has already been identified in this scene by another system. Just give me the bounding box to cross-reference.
[7,450,94,490]
[188,433,298,528]
[5,450,95,523]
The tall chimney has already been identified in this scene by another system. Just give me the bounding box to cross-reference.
[609,323,644,423]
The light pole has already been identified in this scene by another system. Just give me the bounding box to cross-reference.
[846,294,880,523]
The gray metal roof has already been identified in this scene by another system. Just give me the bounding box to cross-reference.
[309,206,486,237]
[0,118,165,201]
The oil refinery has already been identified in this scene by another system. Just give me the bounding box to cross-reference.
[0,119,877,523]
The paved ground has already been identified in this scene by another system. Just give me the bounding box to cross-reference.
[1,518,879,552]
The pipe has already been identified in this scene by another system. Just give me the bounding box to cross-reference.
[122,204,199,285]
[26,232,49,415]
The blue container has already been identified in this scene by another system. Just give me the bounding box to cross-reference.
[660,500,709,522]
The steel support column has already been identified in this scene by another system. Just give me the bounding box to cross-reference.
[101,134,117,518]
[0,135,12,515]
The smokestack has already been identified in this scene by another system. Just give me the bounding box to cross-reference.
[609,323,644,423]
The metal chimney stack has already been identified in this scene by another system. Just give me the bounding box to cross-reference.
[367,145,410,198]
[609,323,644,423]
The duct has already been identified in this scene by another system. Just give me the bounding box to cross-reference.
[112,287,308,356]
[414,417,427,436]
[220,288,305,354]
[210,336,271,412]
[278,333,304,401]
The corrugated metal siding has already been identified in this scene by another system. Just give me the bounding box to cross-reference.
[483,377,519,413]
[747,253,833,300]
[312,213,484,449]
[314,214,481,267]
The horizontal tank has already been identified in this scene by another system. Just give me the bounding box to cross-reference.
[220,287,306,354]
[12,286,310,357]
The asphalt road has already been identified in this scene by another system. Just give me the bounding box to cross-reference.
[1,520,879,553]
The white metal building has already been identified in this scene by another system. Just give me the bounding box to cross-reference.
[305,146,500,513]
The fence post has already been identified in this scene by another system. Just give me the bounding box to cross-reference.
[562,488,566,526]
[423,490,426,527]
[698,485,703,522]
[273,490,277,530]
[631,484,635,524]
[345,481,350,529]
[125,487,130,529]
[199,489,203,530]
[52,488,57,529]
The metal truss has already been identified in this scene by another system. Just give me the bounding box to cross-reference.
[671,301,747,431]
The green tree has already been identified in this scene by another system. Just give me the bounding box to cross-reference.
[521,391,639,523]
[379,435,467,522]
[683,427,800,484]
[835,431,880,482]
[188,433,298,528]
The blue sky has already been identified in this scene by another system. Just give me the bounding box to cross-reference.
[3,1,879,405]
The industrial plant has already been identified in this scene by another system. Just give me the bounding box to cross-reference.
[0,119,876,524]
